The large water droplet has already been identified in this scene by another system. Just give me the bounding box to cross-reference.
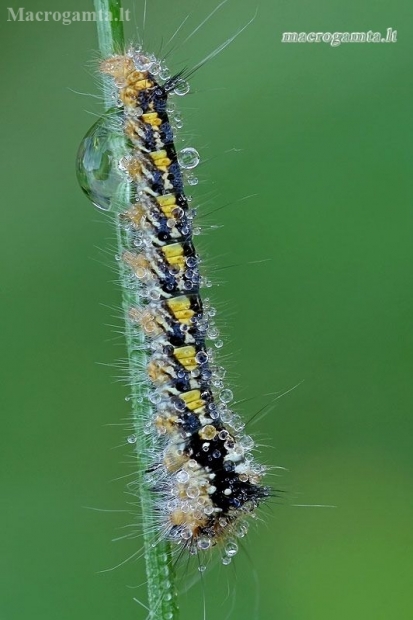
[178,147,200,170]
[76,114,125,211]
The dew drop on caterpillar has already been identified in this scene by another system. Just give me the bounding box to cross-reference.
[77,2,275,618]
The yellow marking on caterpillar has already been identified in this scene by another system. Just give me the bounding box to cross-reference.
[142,112,162,127]
[181,390,201,404]
[167,256,185,269]
[180,359,197,371]
[150,150,171,169]
[173,347,198,370]
[167,296,191,312]
[175,309,194,321]
[134,78,153,90]
[156,195,180,216]
[157,194,176,206]
[121,88,141,107]
[126,70,146,85]
[186,399,205,412]
[162,244,184,259]
[174,346,196,360]
[159,206,175,217]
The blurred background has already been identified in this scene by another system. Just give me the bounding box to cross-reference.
[1,0,413,618]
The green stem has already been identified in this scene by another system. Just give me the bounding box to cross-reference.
[92,1,179,618]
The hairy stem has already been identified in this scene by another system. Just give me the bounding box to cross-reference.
[92,1,179,617]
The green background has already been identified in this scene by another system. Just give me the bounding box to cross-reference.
[1,0,412,618]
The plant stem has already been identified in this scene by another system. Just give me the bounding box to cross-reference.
[92,1,179,617]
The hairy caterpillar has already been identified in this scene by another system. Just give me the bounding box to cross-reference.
[76,6,272,615]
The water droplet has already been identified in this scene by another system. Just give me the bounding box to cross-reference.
[127,434,137,444]
[130,106,143,119]
[149,392,161,405]
[240,435,255,450]
[207,326,219,340]
[174,398,186,412]
[149,289,161,301]
[178,147,200,170]
[131,49,157,71]
[215,339,224,349]
[195,351,208,364]
[197,537,211,550]
[159,67,171,80]
[174,80,190,96]
[234,520,249,538]
[181,527,192,540]
[76,114,126,211]
[186,256,197,268]
[176,470,190,483]
[150,61,161,76]
[225,539,238,557]
[187,174,199,186]
[219,389,233,404]
[231,415,245,432]
[186,485,200,499]
[222,556,232,565]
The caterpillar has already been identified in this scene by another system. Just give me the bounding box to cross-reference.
[77,17,270,571]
